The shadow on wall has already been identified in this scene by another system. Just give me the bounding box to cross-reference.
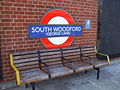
[0,43,3,80]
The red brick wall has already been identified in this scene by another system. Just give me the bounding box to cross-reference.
[0,0,98,82]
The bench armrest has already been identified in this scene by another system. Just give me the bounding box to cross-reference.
[94,46,110,64]
[10,54,21,85]
[96,52,110,64]
[39,61,51,78]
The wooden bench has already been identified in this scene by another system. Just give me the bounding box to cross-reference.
[80,46,110,68]
[80,46,110,79]
[10,46,110,90]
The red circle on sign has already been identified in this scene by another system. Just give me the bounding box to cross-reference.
[41,9,74,49]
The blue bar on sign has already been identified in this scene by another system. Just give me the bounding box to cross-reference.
[29,25,83,38]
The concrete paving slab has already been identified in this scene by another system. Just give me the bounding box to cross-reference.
[36,73,88,90]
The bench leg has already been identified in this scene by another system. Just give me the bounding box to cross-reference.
[31,82,35,90]
[73,69,75,73]
[85,70,87,74]
[26,84,29,88]
[97,68,100,80]
[94,68,100,80]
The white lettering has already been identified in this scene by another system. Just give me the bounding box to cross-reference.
[32,27,42,33]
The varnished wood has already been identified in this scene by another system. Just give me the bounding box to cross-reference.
[62,46,94,72]
[81,46,109,68]
[12,46,109,86]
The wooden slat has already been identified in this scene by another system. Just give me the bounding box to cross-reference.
[14,54,38,60]
[20,68,41,77]
[15,61,38,67]
[41,54,61,60]
[81,46,96,60]
[64,58,81,63]
[42,61,62,66]
[20,68,40,74]
[62,47,82,64]
[40,52,61,56]
[62,46,79,50]
[49,64,73,77]
[82,50,95,54]
[76,64,93,72]
[92,59,109,67]
[82,52,95,55]
[42,59,61,63]
[13,51,39,71]
[63,49,80,53]
[81,47,95,51]
[18,65,39,71]
[63,52,80,57]
[13,51,37,56]
[20,68,48,84]
[40,49,60,52]
[14,57,38,64]
[40,49,62,67]
[64,55,81,59]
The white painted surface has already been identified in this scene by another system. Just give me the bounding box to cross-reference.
[48,16,69,45]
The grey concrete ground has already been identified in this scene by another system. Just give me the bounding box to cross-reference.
[1,59,120,90]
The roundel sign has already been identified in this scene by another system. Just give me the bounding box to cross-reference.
[40,9,74,49]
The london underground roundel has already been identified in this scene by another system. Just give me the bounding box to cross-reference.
[41,9,74,49]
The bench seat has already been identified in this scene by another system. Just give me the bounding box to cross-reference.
[64,61,93,72]
[20,68,48,84]
[83,58,109,68]
[75,63,93,72]
[49,64,73,78]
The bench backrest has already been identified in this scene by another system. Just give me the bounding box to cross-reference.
[62,46,82,62]
[39,49,62,67]
[13,51,39,71]
[81,46,96,59]
[12,46,96,71]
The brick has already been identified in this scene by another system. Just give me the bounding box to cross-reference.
[15,0,23,3]
[0,23,4,26]
[46,6,54,8]
[13,3,24,7]
[36,5,45,8]
[11,7,16,10]
[25,4,35,8]
[8,0,16,2]
[1,2,13,6]
[4,23,11,26]
[2,15,11,18]
[1,11,13,14]
[0,0,98,83]
[14,19,24,22]
[4,7,11,10]
[13,11,24,14]
[2,19,13,22]
[10,15,16,18]
[25,12,35,15]
[2,27,14,30]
